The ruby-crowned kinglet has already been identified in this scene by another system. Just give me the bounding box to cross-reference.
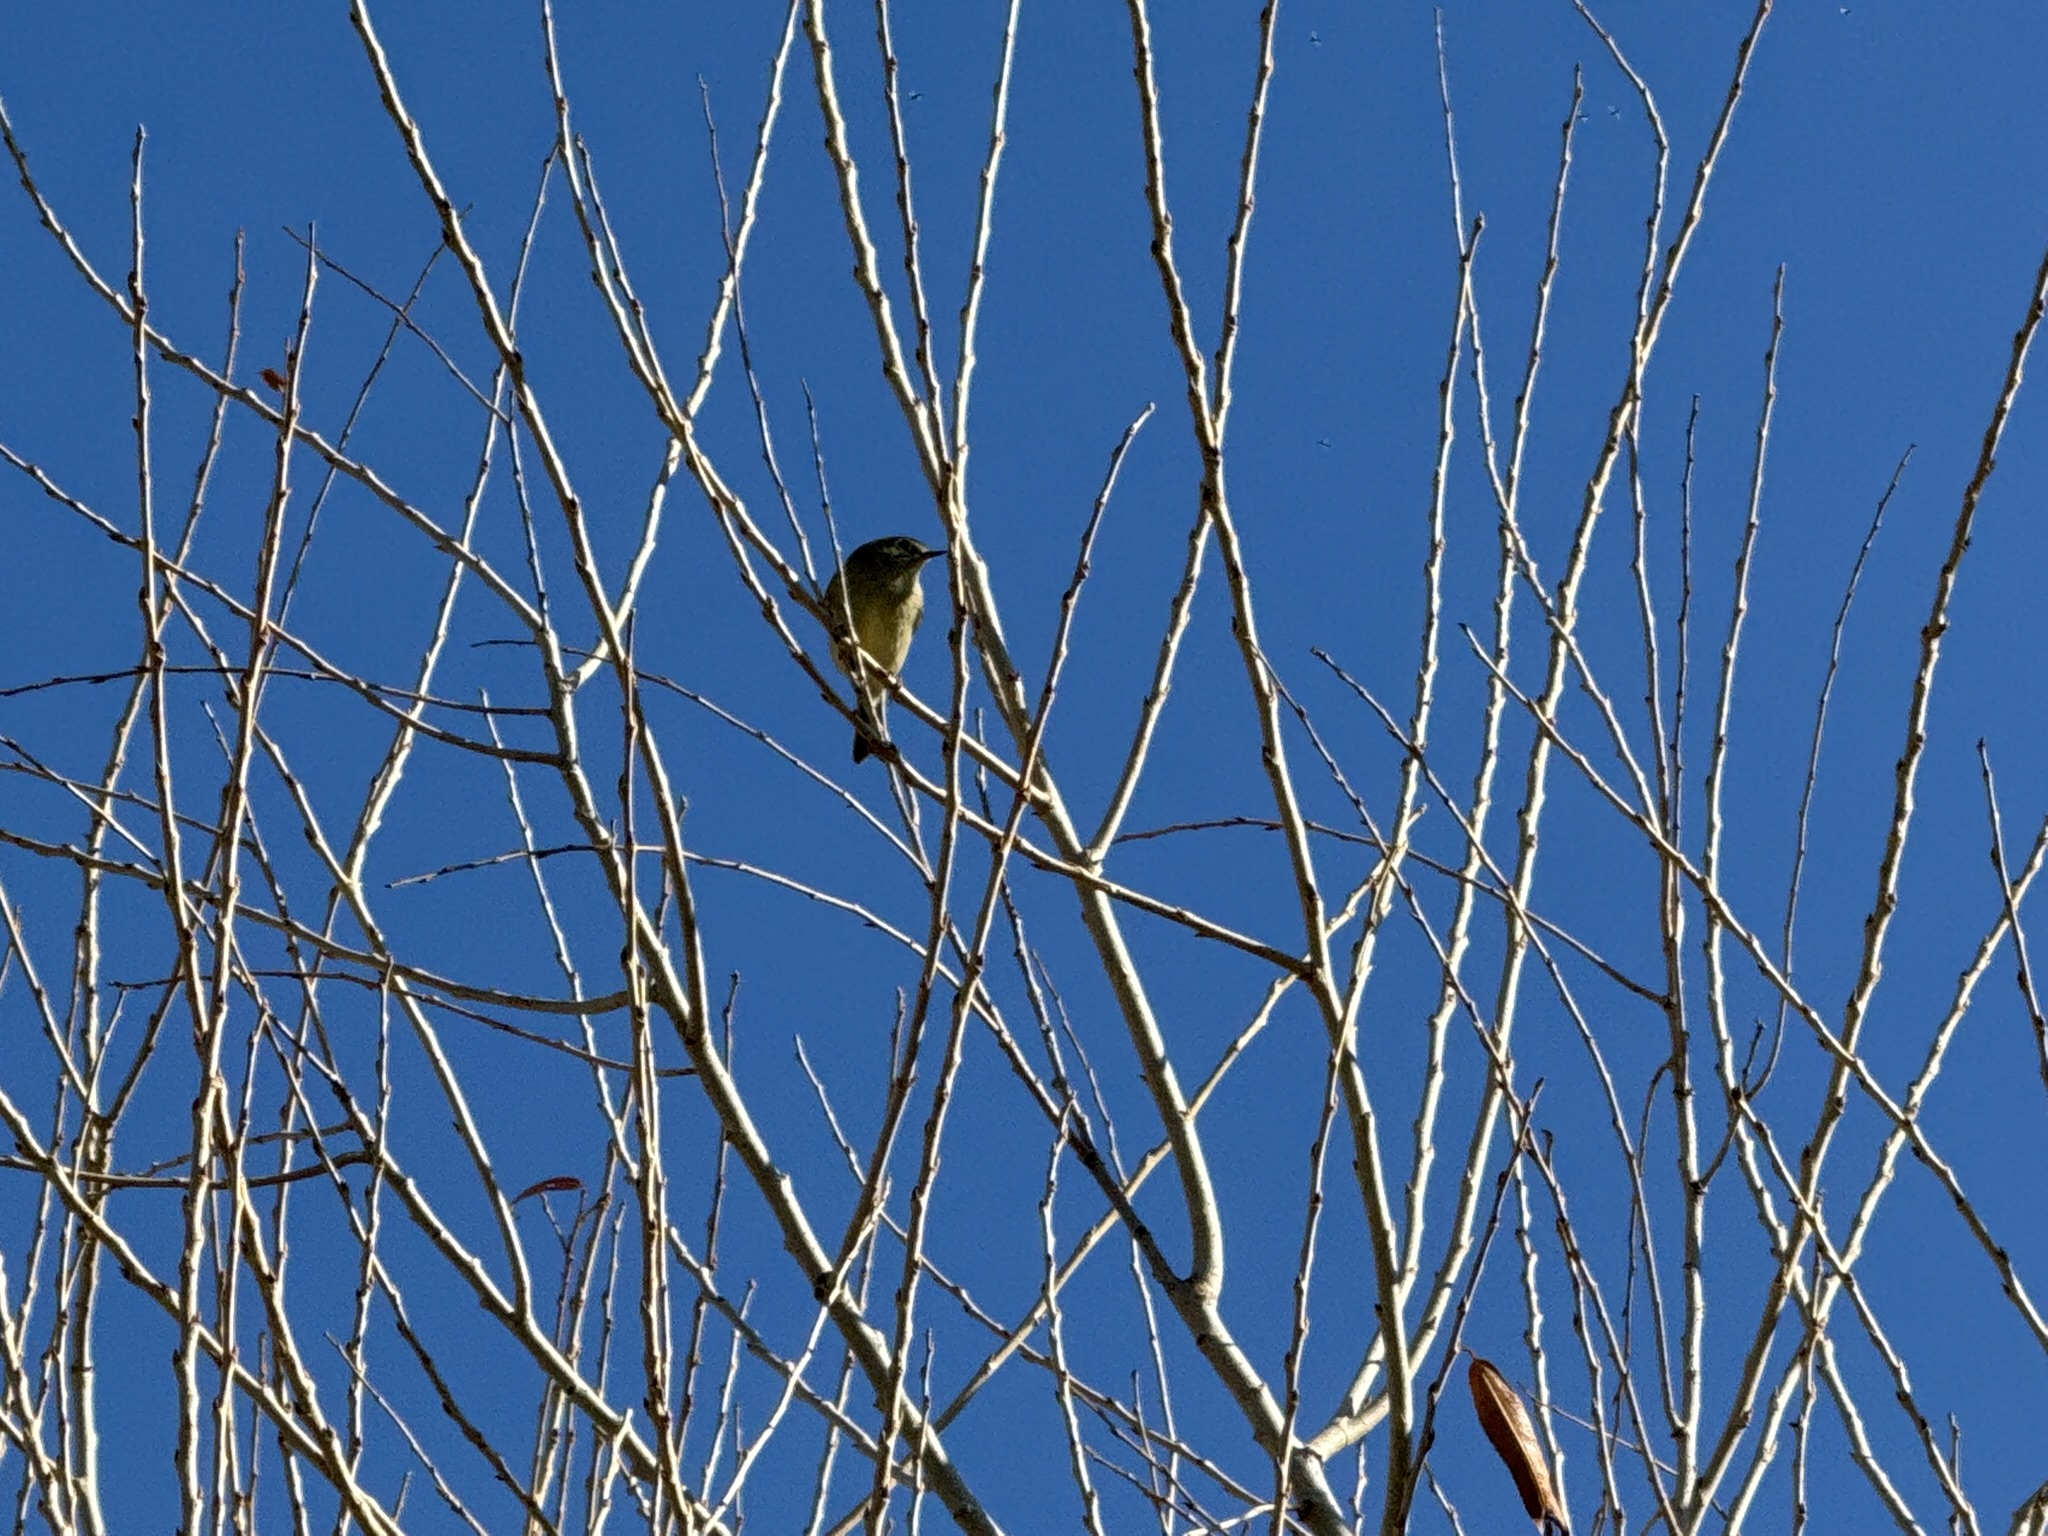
[823,535,945,762]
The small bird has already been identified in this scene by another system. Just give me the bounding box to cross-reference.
[822,536,945,763]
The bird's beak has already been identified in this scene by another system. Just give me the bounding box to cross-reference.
[919,547,946,564]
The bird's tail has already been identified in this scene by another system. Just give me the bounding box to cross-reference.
[851,696,887,763]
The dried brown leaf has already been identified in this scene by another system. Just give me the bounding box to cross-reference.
[513,1175,584,1203]
[1468,1354,1569,1535]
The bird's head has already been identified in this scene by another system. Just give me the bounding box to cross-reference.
[847,535,945,595]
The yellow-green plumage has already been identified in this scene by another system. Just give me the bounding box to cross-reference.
[823,536,944,762]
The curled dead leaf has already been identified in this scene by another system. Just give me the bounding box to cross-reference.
[1468,1354,1569,1535]
[513,1175,584,1204]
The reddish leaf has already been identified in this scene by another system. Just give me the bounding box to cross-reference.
[514,1175,584,1204]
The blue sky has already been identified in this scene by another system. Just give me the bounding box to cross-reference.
[5,3,2048,1532]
